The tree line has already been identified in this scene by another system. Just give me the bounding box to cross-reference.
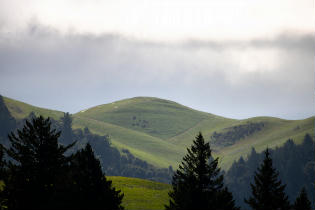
[165,132,313,210]
[225,135,314,209]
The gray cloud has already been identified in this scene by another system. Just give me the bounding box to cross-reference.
[0,24,313,119]
[183,33,314,53]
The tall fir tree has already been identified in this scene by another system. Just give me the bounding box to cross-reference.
[245,149,291,210]
[3,116,75,209]
[165,132,239,210]
[293,187,311,210]
[59,112,73,145]
[70,143,124,210]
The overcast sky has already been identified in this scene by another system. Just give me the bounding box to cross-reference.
[0,0,314,119]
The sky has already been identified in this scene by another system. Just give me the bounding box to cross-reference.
[0,0,314,119]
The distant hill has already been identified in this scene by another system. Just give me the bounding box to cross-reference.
[3,96,63,119]
[108,176,171,210]
[3,96,314,170]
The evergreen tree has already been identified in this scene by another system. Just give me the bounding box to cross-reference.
[293,187,311,210]
[247,147,261,172]
[60,112,73,145]
[245,149,290,210]
[301,134,314,162]
[165,132,239,210]
[70,143,124,210]
[26,111,37,121]
[3,116,75,209]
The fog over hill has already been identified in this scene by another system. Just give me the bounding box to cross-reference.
[0,23,313,119]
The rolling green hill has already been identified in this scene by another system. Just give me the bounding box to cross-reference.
[3,96,314,170]
[3,97,63,120]
[75,97,228,140]
[108,176,171,210]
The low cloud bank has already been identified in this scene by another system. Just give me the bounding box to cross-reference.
[0,24,313,119]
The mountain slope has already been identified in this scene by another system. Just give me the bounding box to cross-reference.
[3,96,63,120]
[3,96,314,170]
[73,116,185,168]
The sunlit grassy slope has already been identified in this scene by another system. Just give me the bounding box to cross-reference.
[3,96,63,119]
[108,176,171,210]
[3,96,314,170]
[72,116,185,168]
[73,97,314,169]
[75,97,224,140]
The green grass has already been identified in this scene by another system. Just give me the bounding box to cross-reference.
[3,95,314,170]
[75,97,218,140]
[3,96,63,120]
[215,117,314,169]
[72,116,185,168]
[108,176,171,210]
[73,97,314,169]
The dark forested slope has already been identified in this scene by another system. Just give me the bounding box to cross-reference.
[225,134,314,209]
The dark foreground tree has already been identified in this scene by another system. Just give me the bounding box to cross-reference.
[245,149,290,210]
[3,116,75,209]
[293,187,311,210]
[70,143,124,210]
[2,116,125,210]
[165,132,239,210]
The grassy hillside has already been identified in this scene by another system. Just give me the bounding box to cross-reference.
[215,117,314,168]
[75,97,223,140]
[169,116,314,168]
[72,97,314,169]
[73,116,185,168]
[3,95,314,170]
[3,96,63,120]
[108,176,171,210]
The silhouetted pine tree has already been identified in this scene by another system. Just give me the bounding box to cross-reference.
[293,187,311,210]
[59,112,74,145]
[70,143,124,210]
[3,116,75,209]
[301,134,314,163]
[247,147,261,171]
[245,149,290,210]
[165,132,239,210]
